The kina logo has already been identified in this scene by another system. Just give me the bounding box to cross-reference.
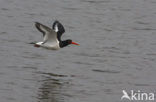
[121,90,155,101]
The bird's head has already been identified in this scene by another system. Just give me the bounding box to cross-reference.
[60,39,79,48]
[67,39,80,46]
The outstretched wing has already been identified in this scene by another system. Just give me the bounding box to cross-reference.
[52,20,65,41]
[35,22,58,44]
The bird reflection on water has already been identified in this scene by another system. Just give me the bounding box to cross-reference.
[37,72,70,102]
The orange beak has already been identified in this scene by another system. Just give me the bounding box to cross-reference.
[71,41,80,46]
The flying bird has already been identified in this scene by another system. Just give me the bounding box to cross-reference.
[30,20,79,50]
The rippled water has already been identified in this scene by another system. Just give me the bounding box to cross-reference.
[1,0,156,102]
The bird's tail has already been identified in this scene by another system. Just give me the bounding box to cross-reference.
[28,42,36,44]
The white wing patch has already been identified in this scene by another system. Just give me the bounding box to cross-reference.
[54,24,59,32]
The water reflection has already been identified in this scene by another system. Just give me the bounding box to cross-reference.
[37,72,69,102]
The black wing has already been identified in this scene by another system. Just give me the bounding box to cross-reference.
[35,22,46,37]
[52,20,65,41]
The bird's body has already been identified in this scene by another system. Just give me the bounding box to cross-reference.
[30,21,79,50]
[35,41,60,50]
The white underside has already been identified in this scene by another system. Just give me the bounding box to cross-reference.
[36,41,60,50]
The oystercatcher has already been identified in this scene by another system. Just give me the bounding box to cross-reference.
[30,21,79,50]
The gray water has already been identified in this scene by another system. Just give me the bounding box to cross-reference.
[1,0,156,102]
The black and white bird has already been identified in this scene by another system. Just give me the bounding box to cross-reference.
[30,20,79,50]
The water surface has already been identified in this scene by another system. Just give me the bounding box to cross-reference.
[1,0,156,102]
